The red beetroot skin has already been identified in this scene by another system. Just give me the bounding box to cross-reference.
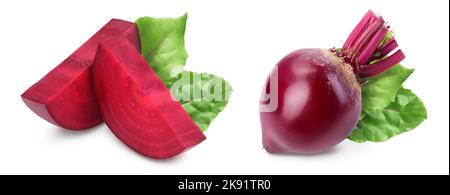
[260,49,361,154]
[260,10,405,154]
[21,19,140,130]
[92,39,206,159]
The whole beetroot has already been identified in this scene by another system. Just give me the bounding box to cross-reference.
[260,10,405,154]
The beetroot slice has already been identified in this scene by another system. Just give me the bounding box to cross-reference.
[92,38,206,159]
[21,19,140,130]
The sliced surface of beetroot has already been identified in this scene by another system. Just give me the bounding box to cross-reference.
[92,38,206,159]
[21,19,140,130]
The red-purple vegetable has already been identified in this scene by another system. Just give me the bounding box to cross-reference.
[21,19,140,130]
[92,38,206,159]
[260,10,405,154]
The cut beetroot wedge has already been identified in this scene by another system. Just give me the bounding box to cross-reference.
[92,38,206,159]
[21,19,140,130]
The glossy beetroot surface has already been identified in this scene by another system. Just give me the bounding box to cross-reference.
[260,10,405,154]
[260,49,361,154]
[21,19,140,130]
[92,39,205,159]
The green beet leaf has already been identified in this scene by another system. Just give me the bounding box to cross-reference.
[136,14,232,131]
[136,14,188,87]
[361,64,414,114]
[349,87,427,142]
[169,71,232,131]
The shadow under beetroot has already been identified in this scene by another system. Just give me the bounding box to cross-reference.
[264,146,343,158]
[110,132,188,164]
[51,123,105,138]
[51,123,187,163]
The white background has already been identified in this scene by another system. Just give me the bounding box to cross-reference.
[0,0,448,175]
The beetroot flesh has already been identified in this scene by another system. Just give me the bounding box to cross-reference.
[260,10,405,154]
[261,49,361,154]
[21,19,140,130]
[92,38,206,159]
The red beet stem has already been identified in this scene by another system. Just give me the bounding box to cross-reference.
[357,26,388,65]
[343,10,377,51]
[379,38,398,57]
[340,10,405,78]
[358,49,405,77]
